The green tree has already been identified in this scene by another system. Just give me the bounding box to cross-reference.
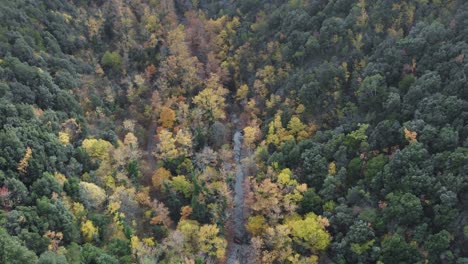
[356,74,388,113]
[383,192,423,227]
[101,51,122,72]
[364,154,387,184]
[170,176,193,198]
[0,228,38,264]
[38,251,68,264]
[298,189,323,215]
[426,230,452,263]
[380,234,422,264]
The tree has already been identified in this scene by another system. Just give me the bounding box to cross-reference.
[287,116,309,140]
[156,24,202,96]
[236,84,249,101]
[152,167,172,190]
[4,178,29,207]
[81,243,118,264]
[404,128,417,143]
[369,120,404,149]
[251,178,282,217]
[344,123,369,151]
[150,199,173,227]
[170,176,193,198]
[158,106,176,128]
[145,15,161,33]
[380,234,422,264]
[65,243,81,264]
[79,182,107,209]
[101,51,122,72]
[266,113,294,147]
[17,147,32,174]
[154,129,192,161]
[383,192,423,227]
[198,224,227,259]
[58,132,70,145]
[81,220,98,242]
[298,189,323,215]
[426,230,452,262]
[301,143,328,187]
[0,227,38,264]
[209,122,227,149]
[177,219,200,254]
[0,186,11,209]
[38,251,68,264]
[154,129,178,161]
[107,239,131,262]
[288,213,331,252]
[180,206,193,220]
[192,74,229,121]
[243,125,261,147]
[31,172,63,199]
[247,215,266,236]
[82,139,113,161]
[356,74,388,113]
[364,154,387,184]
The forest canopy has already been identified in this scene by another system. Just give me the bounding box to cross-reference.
[0,0,467,263]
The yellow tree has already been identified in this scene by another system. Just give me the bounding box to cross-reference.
[122,132,141,160]
[159,106,176,128]
[157,25,202,96]
[152,167,172,190]
[246,215,266,236]
[79,182,107,209]
[243,125,261,148]
[262,224,294,262]
[174,129,193,157]
[251,178,282,218]
[177,219,200,254]
[404,127,417,143]
[71,202,86,220]
[287,213,331,252]
[155,129,177,160]
[266,113,293,146]
[193,73,229,121]
[58,132,70,145]
[145,15,162,34]
[82,138,113,160]
[17,147,32,174]
[154,129,192,161]
[276,168,307,213]
[198,224,227,259]
[287,116,309,140]
[236,84,249,101]
[81,219,98,242]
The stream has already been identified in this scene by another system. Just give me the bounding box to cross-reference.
[226,130,252,264]
[232,131,246,240]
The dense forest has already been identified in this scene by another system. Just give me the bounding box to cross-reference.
[0,0,468,263]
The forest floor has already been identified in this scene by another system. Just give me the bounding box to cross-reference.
[146,121,157,171]
[141,121,157,187]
